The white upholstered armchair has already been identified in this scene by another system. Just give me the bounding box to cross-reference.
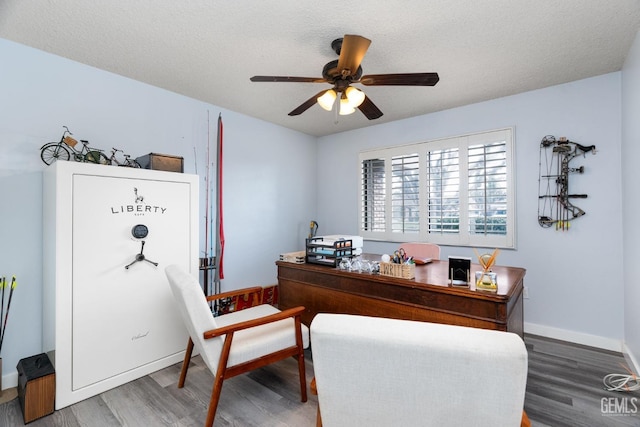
[310,314,528,427]
[165,265,309,427]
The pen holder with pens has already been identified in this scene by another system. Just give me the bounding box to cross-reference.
[379,249,416,279]
[379,262,415,279]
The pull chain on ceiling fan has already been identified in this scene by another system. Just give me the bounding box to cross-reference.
[250,34,440,120]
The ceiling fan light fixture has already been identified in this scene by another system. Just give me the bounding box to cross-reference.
[317,89,337,111]
[251,34,437,120]
[345,86,365,108]
[339,97,356,115]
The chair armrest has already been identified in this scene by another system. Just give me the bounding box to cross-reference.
[205,286,263,304]
[203,306,305,339]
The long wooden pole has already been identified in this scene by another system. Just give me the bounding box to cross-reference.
[204,111,210,262]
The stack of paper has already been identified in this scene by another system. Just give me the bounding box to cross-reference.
[318,235,363,255]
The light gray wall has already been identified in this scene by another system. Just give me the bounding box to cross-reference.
[0,38,317,385]
[622,30,640,369]
[1,34,636,386]
[316,73,625,350]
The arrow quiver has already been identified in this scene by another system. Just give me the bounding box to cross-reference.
[537,135,596,231]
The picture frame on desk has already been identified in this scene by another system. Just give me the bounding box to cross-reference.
[448,256,471,286]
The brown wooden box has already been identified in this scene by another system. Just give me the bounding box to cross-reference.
[135,152,184,172]
[17,354,55,424]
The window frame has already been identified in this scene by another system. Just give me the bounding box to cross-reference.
[358,127,516,249]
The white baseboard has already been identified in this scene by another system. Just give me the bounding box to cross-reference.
[1,372,17,391]
[524,322,622,352]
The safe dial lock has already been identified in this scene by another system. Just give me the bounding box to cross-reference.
[131,224,149,239]
[125,224,158,270]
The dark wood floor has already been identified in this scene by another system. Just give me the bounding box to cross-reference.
[0,335,638,426]
[524,335,639,427]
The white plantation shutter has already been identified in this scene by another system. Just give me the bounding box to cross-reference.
[468,141,508,236]
[427,147,460,235]
[360,158,385,232]
[391,154,420,233]
[359,128,515,248]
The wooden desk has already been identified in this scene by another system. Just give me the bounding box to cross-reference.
[277,258,525,337]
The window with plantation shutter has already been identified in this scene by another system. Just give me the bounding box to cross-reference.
[361,158,386,232]
[391,154,420,233]
[468,141,508,236]
[427,147,460,235]
[359,128,515,248]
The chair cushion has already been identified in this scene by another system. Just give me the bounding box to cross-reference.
[166,264,309,374]
[216,304,310,368]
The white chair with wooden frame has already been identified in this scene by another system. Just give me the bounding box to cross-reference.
[165,264,309,427]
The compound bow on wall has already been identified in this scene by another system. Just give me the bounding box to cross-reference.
[538,135,596,230]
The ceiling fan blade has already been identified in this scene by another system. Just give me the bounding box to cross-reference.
[358,95,383,120]
[359,72,440,86]
[288,90,329,116]
[250,76,326,83]
[336,35,371,78]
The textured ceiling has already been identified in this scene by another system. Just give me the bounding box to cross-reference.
[1,1,639,137]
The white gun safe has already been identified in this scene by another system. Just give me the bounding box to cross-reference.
[43,161,199,408]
